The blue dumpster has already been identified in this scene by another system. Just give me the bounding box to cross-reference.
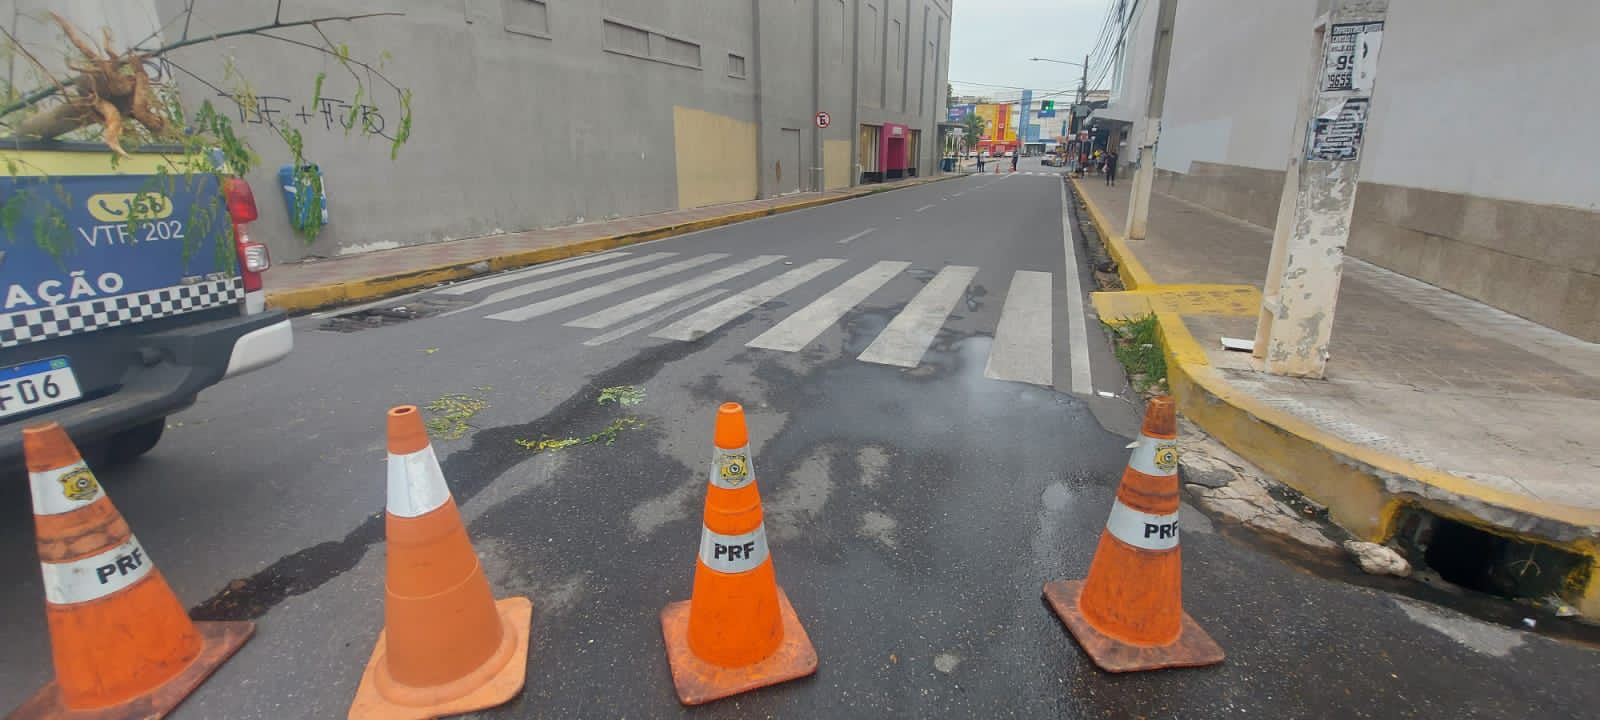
[941,157,956,172]
[277,164,330,231]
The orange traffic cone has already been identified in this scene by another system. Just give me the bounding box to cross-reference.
[1042,397,1224,672]
[11,422,252,720]
[348,406,533,719]
[660,403,817,705]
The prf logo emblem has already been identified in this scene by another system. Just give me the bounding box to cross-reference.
[59,467,100,502]
[1154,444,1179,472]
[718,453,750,485]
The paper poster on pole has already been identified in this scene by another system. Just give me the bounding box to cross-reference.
[1322,22,1384,93]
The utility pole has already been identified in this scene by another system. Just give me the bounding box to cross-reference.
[1253,0,1388,378]
[1123,0,1179,241]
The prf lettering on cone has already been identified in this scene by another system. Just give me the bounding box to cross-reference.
[348,405,533,720]
[660,402,818,705]
[12,422,253,720]
[1042,396,1225,673]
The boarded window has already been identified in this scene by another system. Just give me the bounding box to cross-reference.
[503,0,549,38]
[603,19,702,69]
[603,20,650,56]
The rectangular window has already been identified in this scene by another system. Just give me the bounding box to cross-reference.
[727,53,747,78]
[603,19,702,69]
[503,0,549,39]
[651,33,701,67]
[603,20,650,56]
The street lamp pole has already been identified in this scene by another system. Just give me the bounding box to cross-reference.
[1029,56,1090,154]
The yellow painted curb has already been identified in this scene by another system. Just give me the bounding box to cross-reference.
[1069,177,1155,290]
[1091,284,1260,322]
[266,175,956,314]
[1069,176,1600,618]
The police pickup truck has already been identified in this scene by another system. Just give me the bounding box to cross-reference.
[1,141,291,465]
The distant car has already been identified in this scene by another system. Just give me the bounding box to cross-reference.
[1005,150,1016,158]
[1041,155,1063,167]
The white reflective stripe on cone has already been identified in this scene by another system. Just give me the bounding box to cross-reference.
[387,444,452,518]
[29,461,104,516]
[698,524,770,574]
[1126,434,1179,477]
[41,535,153,604]
[709,445,754,490]
[1105,498,1180,551]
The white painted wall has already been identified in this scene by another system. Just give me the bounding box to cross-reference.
[1155,0,1316,174]
[1153,0,1600,213]
[1098,0,1158,150]
[1360,0,1600,210]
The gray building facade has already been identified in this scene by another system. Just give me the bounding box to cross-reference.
[12,0,951,263]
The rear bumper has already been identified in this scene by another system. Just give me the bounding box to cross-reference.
[0,310,292,464]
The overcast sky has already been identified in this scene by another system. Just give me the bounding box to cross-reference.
[949,0,1115,104]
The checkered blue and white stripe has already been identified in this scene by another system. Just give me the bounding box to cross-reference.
[0,277,243,349]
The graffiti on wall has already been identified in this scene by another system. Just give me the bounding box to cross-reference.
[217,92,395,140]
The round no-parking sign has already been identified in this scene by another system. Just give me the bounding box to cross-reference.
[815,111,831,129]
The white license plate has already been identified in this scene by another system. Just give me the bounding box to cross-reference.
[0,356,83,419]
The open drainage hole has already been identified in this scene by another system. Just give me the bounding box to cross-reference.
[1396,508,1588,601]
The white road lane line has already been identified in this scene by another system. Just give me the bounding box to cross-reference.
[857,265,979,368]
[582,289,730,347]
[448,252,677,316]
[1060,181,1093,395]
[563,255,785,329]
[437,252,632,296]
[838,228,876,245]
[653,259,848,341]
[486,253,726,322]
[984,271,1053,386]
[746,261,910,352]
[914,204,935,213]
[951,192,964,197]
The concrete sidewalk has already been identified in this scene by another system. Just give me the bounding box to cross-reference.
[265,175,957,313]
[1072,177,1600,618]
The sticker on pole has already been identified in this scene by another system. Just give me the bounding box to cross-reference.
[1105,499,1180,551]
[698,525,770,574]
[40,535,153,604]
[815,111,831,129]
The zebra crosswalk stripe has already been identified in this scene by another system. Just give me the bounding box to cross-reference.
[564,255,784,329]
[452,252,678,317]
[653,258,847,341]
[746,261,910,352]
[984,270,1053,386]
[437,252,632,296]
[583,289,731,347]
[486,253,726,322]
[857,265,978,368]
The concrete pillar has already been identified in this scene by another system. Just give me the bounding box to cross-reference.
[1257,0,1389,378]
[1122,0,1179,242]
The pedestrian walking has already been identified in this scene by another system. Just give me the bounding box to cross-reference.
[1011,151,1019,172]
[1104,149,1119,186]
[977,153,985,173]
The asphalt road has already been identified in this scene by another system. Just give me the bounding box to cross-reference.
[3,158,1596,718]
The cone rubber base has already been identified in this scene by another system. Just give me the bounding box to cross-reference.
[1042,580,1224,673]
[659,586,817,705]
[349,596,532,720]
[10,621,254,720]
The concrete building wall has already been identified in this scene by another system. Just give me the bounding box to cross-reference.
[12,0,947,264]
[1138,0,1599,340]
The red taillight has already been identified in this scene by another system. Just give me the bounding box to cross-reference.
[234,224,269,293]
[224,177,259,224]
